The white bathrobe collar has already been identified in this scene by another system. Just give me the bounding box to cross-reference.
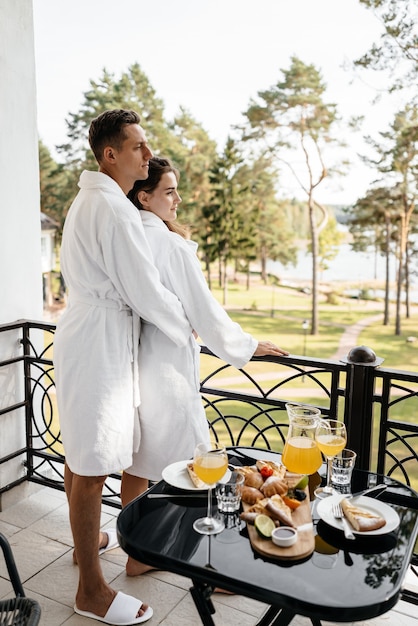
[139,210,198,253]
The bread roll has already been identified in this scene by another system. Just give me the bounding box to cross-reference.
[341,498,386,532]
[260,476,288,497]
[241,486,264,505]
[244,471,265,490]
[239,511,258,524]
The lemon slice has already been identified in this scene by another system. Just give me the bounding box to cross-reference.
[254,514,276,539]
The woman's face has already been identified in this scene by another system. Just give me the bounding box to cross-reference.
[141,171,181,222]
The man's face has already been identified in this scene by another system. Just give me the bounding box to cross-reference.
[113,123,153,192]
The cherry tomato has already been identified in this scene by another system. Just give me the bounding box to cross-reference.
[260,466,274,478]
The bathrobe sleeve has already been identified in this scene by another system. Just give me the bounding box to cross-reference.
[161,239,257,369]
[98,196,192,347]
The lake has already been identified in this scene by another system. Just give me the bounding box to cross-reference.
[266,243,418,304]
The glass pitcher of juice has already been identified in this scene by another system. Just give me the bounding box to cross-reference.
[282,403,322,474]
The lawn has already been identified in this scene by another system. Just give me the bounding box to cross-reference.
[43,278,418,488]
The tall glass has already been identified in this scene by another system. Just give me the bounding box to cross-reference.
[282,404,322,475]
[315,419,347,497]
[192,443,229,535]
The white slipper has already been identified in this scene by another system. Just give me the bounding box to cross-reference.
[98,528,119,555]
[74,591,153,625]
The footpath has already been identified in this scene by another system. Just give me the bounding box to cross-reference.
[329,313,383,361]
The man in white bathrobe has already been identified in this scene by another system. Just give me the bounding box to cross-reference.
[54,110,192,625]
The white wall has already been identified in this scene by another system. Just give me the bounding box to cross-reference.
[0,0,42,324]
[0,0,43,495]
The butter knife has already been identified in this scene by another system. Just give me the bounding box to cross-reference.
[147,493,208,498]
[351,484,387,499]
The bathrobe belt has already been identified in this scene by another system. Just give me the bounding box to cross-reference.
[70,294,141,407]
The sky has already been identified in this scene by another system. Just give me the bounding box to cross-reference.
[32,0,407,205]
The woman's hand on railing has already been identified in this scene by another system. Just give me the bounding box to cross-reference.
[253,341,289,357]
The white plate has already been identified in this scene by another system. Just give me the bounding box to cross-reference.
[317,494,400,536]
[162,459,231,491]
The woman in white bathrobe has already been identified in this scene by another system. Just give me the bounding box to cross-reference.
[125,157,289,482]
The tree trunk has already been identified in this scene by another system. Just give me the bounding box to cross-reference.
[205,256,212,291]
[395,239,403,336]
[309,197,319,335]
[223,260,228,306]
[260,246,267,284]
[405,241,410,319]
[383,214,390,326]
[395,211,408,335]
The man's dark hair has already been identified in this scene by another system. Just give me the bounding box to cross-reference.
[88,109,140,163]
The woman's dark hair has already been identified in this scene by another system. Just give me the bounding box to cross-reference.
[88,109,140,163]
[128,157,188,238]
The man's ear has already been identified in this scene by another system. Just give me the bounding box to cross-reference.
[103,146,116,163]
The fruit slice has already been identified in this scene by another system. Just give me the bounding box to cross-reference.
[282,495,302,510]
[295,475,309,490]
[254,514,276,539]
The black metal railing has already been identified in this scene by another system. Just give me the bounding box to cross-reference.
[1,319,417,500]
[1,318,417,601]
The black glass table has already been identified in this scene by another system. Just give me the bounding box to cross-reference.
[117,447,418,626]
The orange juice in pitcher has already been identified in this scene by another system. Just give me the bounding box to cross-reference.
[282,404,322,474]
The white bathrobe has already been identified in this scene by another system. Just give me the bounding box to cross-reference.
[53,171,191,476]
[126,211,257,481]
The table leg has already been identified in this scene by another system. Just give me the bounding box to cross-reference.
[190,580,216,626]
[257,606,322,626]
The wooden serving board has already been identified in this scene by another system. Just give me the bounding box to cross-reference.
[243,487,315,561]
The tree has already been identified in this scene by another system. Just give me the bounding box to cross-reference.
[356,0,418,92]
[201,138,256,301]
[169,107,218,233]
[242,56,345,334]
[348,186,399,325]
[314,215,344,278]
[47,64,219,235]
[39,141,75,236]
[58,64,175,168]
[240,160,297,284]
[364,105,418,334]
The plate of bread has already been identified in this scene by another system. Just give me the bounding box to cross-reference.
[237,459,316,560]
[317,494,400,535]
[162,459,231,490]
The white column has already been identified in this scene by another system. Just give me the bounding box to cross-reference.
[0,0,43,496]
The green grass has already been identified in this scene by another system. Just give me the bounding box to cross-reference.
[359,317,418,371]
[44,277,418,488]
[208,280,418,370]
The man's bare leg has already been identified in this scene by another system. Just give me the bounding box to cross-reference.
[66,464,148,618]
[121,471,155,577]
[66,464,116,563]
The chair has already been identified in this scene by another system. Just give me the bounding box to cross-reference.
[0,533,41,625]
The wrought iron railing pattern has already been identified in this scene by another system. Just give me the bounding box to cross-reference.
[0,320,417,504]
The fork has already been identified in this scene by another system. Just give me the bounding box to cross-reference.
[332,502,355,540]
